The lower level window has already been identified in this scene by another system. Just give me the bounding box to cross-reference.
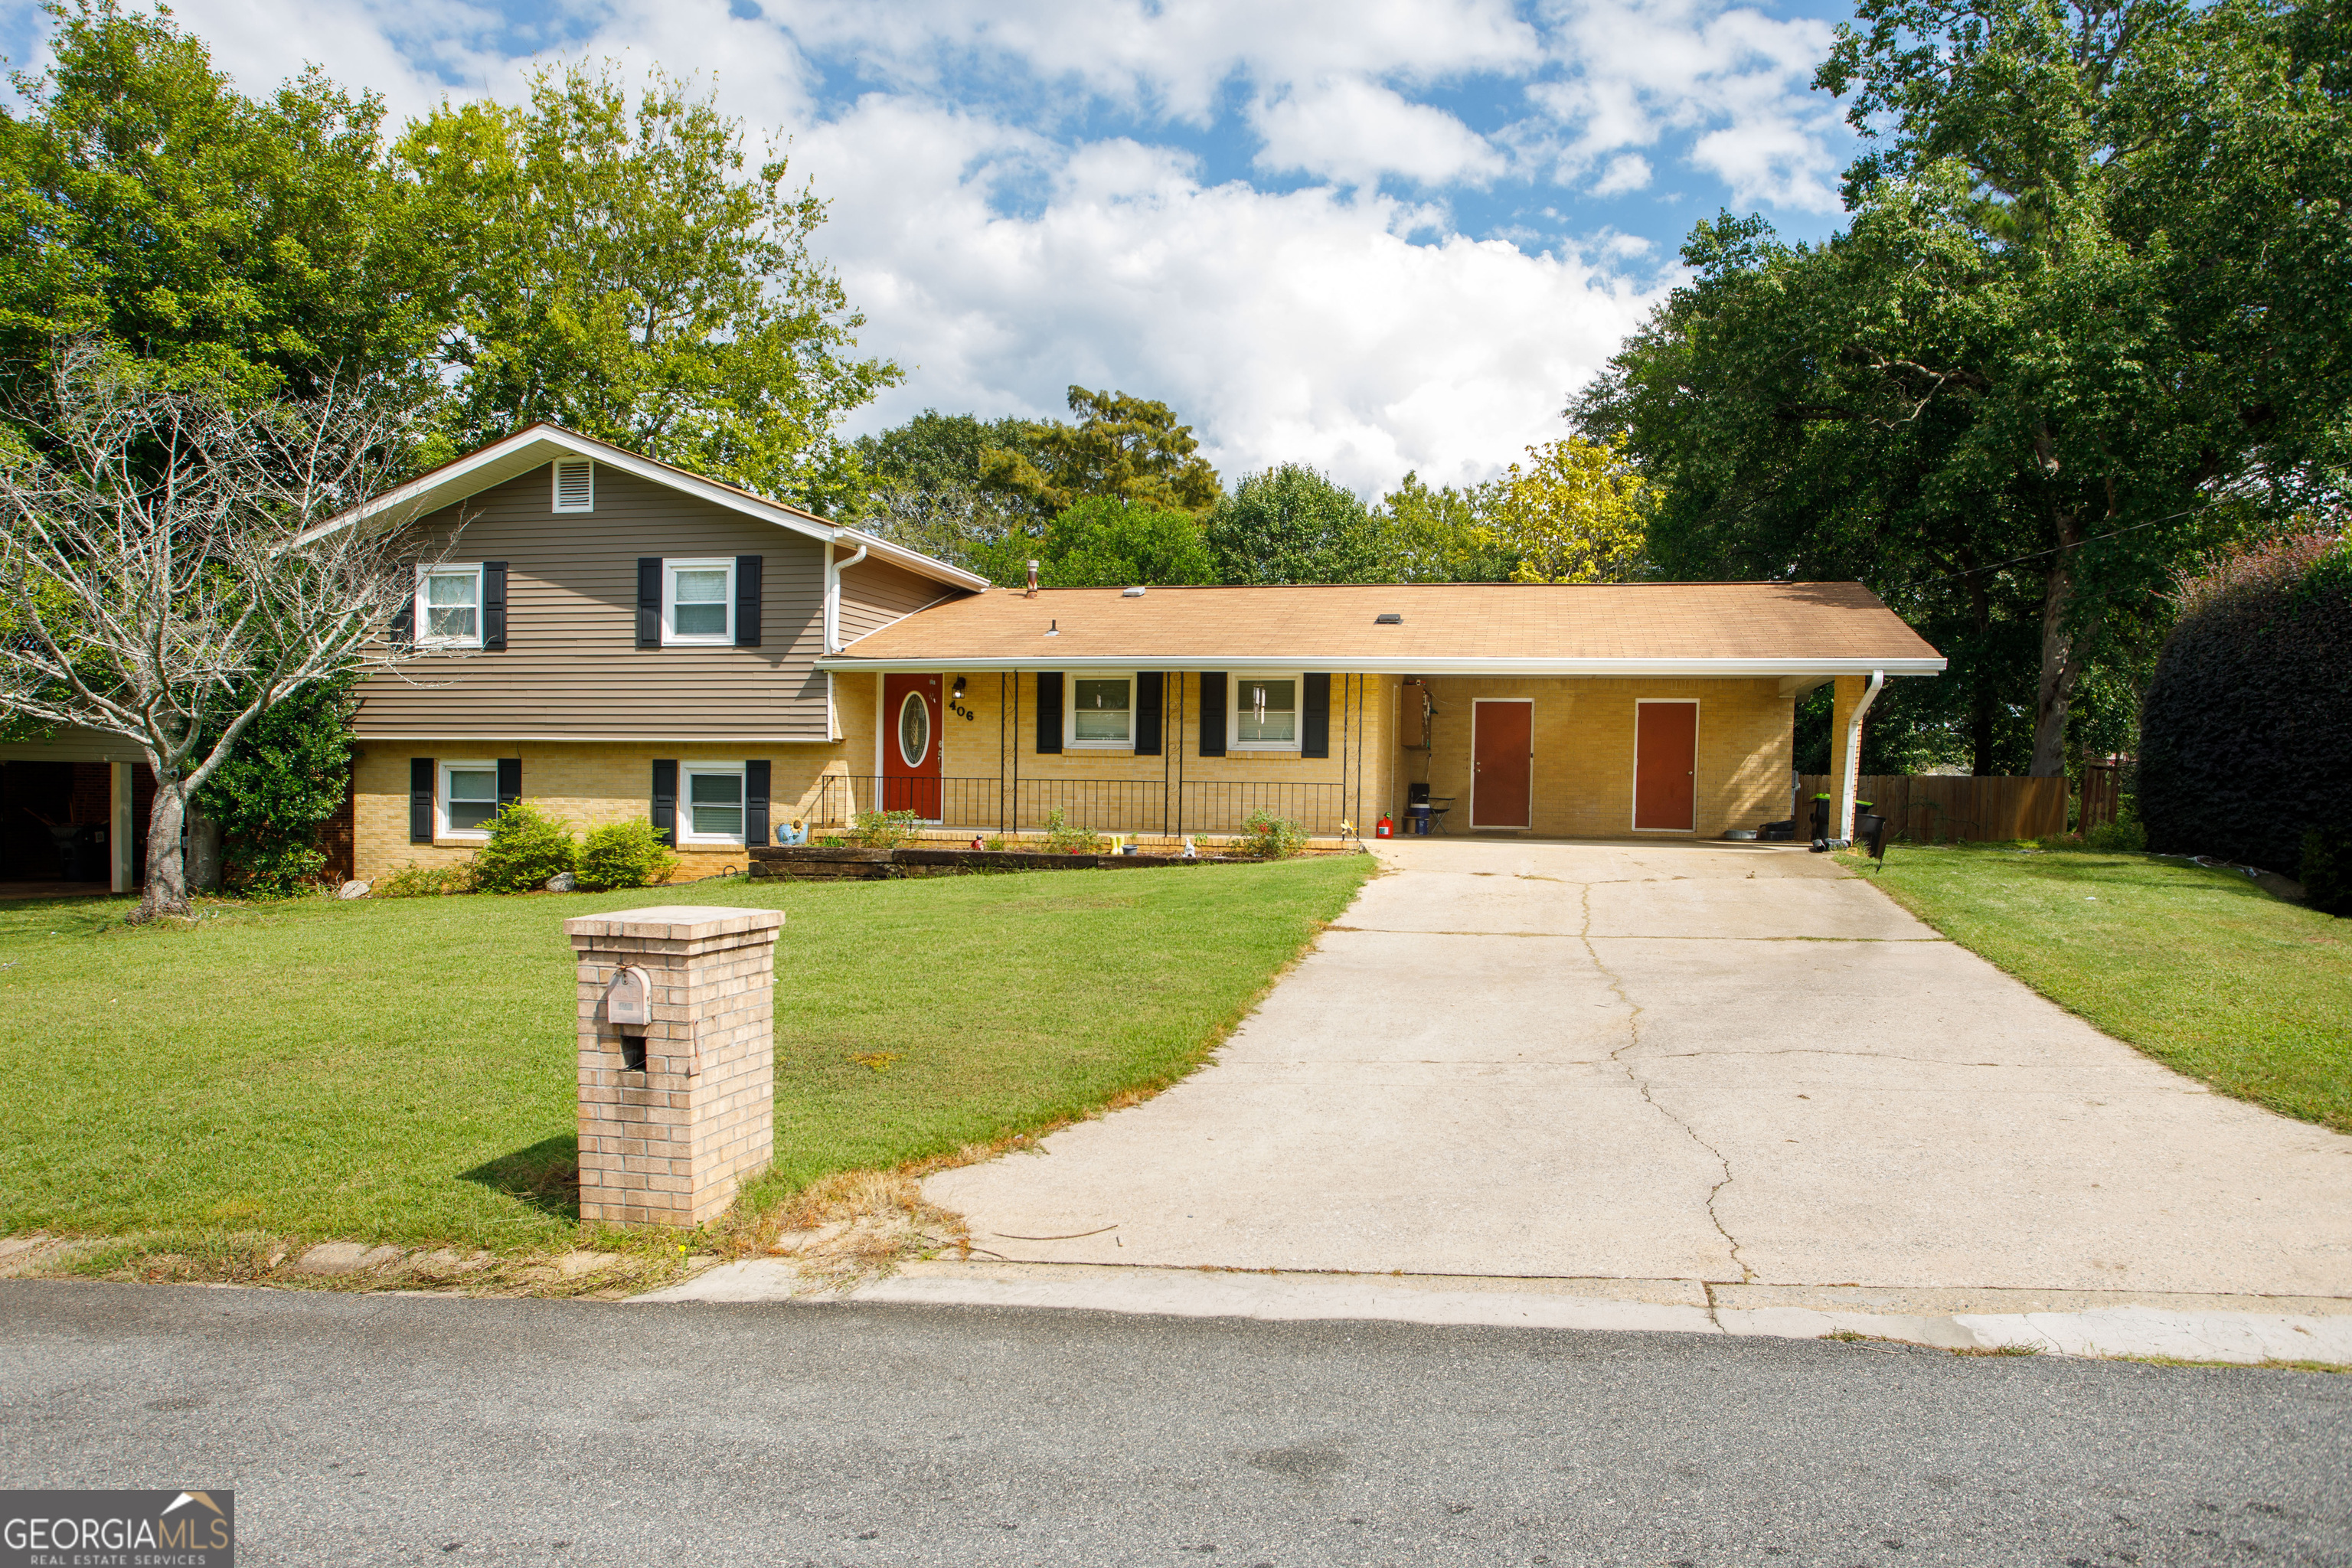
[1234,676,1298,748]
[683,763,745,844]
[442,762,498,838]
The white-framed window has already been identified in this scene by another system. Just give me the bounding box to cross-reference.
[1065,673,1134,750]
[1230,673,1300,750]
[416,564,483,648]
[552,458,594,513]
[681,762,746,845]
[439,760,499,839]
[663,559,734,645]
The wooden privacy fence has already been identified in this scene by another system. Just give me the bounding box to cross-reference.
[2078,756,2135,831]
[1795,774,2068,843]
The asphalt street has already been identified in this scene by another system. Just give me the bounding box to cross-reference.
[2,1280,2346,1567]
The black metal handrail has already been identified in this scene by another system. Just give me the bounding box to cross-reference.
[791,776,1355,838]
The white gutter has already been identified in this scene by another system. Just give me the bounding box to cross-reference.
[824,537,868,655]
[815,654,1946,678]
[1832,668,1886,847]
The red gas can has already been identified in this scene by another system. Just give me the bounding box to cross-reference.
[1376,815,1393,838]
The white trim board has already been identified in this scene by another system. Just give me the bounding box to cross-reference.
[822,655,1947,678]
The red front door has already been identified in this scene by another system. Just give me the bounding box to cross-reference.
[1471,700,1533,829]
[1633,701,1697,831]
[883,673,942,818]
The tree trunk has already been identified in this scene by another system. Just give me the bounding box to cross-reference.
[133,779,191,922]
[2030,527,2088,778]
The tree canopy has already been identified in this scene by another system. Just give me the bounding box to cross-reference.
[980,387,1222,516]
[0,0,426,403]
[1035,496,1216,586]
[1577,0,2351,775]
[1204,463,1377,585]
[395,62,899,506]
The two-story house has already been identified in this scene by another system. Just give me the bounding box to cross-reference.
[319,425,1944,886]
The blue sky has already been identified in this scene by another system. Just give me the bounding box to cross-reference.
[2,0,1871,492]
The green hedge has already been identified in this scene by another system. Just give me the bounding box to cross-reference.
[2139,532,2352,875]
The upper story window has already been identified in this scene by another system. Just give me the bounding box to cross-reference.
[663,559,733,645]
[1232,675,1298,750]
[552,459,594,513]
[1067,675,1132,749]
[417,564,482,647]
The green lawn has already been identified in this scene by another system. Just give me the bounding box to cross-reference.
[1851,845,2352,1132]
[0,856,1371,1250]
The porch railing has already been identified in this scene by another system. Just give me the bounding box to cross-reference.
[796,776,1354,838]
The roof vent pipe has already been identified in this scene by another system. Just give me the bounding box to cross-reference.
[1026,560,1039,598]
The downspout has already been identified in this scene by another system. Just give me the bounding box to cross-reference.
[824,537,866,751]
[1833,669,1886,848]
[824,536,868,655]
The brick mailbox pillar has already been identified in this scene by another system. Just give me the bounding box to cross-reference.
[565,905,785,1228]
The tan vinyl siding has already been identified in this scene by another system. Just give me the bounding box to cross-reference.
[838,555,950,645]
[353,463,831,742]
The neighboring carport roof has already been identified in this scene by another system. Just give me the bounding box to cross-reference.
[299,422,988,593]
[816,581,1946,677]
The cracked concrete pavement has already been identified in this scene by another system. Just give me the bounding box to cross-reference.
[920,837,2352,1301]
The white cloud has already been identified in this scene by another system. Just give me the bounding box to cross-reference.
[798,98,1664,492]
[1252,77,1506,189]
[6,0,1854,491]
[1590,152,1652,194]
[1524,0,1846,211]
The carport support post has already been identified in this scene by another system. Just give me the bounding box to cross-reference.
[567,906,783,1229]
[1828,671,1885,850]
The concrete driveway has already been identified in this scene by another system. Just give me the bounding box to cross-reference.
[926,838,2352,1303]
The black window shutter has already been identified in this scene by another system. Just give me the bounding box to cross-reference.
[390,593,415,652]
[1199,672,1227,757]
[1135,671,1164,756]
[1035,671,1063,755]
[482,561,508,651]
[409,758,434,843]
[746,760,771,847]
[651,759,678,845]
[1302,673,1331,759]
[637,558,662,649]
[496,757,521,808]
[735,555,762,648]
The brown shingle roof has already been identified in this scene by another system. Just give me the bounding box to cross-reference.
[819,582,1944,675]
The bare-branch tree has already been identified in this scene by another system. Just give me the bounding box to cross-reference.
[0,345,439,920]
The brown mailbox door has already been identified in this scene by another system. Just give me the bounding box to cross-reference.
[1471,699,1533,830]
[883,672,942,819]
[1633,699,1697,831]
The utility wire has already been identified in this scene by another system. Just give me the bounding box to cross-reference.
[1909,501,2223,587]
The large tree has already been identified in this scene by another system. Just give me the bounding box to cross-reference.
[395,64,898,508]
[0,350,431,920]
[0,0,429,403]
[1578,0,2349,776]
[1204,464,1376,585]
[979,387,1222,516]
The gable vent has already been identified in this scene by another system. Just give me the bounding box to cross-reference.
[552,459,594,514]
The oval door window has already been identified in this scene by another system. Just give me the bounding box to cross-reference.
[897,690,931,769]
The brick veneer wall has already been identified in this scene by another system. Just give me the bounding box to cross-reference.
[567,905,783,1229]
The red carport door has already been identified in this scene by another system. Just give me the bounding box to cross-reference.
[883,673,942,819]
[1634,701,1697,831]
[1471,700,1533,829]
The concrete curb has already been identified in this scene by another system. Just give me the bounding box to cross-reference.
[631,1261,2352,1366]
